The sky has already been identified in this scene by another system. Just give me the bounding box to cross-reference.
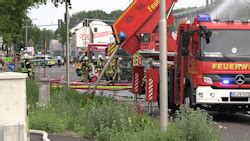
[28,0,206,30]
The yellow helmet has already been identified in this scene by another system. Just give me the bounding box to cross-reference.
[23,53,29,59]
[84,56,88,60]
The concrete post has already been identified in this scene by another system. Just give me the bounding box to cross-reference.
[39,78,51,106]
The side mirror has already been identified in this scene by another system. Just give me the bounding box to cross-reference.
[205,31,212,44]
[200,26,212,44]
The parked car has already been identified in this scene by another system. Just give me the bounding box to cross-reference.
[32,54,56,67]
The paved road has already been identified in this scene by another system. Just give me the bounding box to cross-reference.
[30,134,84,141]
[34,64,79,81]
[212,112,250,141]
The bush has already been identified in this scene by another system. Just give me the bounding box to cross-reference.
[166,107,221,141]
[27,79,220,141]
[29,86,115,134]
[29,106,68,133]
[107,107,221,141]
[108,123,166,141]
[26,79,39,106]
[50,88,89,133]
[82,101,156,141]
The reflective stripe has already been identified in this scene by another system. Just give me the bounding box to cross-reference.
[51,84,131,90]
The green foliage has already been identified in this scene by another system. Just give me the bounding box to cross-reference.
[55,23,66,44]
[0,1,29,45]
[108,124,165,141]
[29,106,68,133]
[82,102,156,141]
[29,86,113,134]
[166,107,220,141]
[172,7,198,13]
[26,79,39,106]
[27,79,220,141]
[0,0,55,54]
[69,10,123,28]
[108,107,221,141]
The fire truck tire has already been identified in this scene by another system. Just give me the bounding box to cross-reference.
[157,94,160,109]
[184,85,193,108]
[157,88,177,111]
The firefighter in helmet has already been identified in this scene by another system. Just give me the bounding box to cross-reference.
[81,56,90,82]
[21,54,34,78]
[92,56,97,66]
[96,55,104,74]
[104,56,114,84]
[114,57,123,82]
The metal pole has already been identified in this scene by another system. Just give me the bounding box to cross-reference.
[65,1,70,87]
[159,0,168,129]
[44,40,46,77]
[91,44,120,94]
[206,0,209,9]
[25,20,28,46]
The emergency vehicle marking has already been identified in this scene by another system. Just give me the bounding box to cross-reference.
[148,78,154,101]
[147,0,160,12]
[134,73,140,92]
[93,31,113,38]
[212,63,249,70]
[107,43,116,56]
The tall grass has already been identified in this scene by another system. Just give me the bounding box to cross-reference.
[27,80,221,140]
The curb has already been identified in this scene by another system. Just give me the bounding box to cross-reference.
[30,129,50,141]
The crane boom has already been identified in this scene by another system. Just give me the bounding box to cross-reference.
[112,0,177,55]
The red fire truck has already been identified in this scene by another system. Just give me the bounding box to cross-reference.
[84,43,108,59]
[112,0,250,112]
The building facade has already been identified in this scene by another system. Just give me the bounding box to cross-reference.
[70,20,114,56]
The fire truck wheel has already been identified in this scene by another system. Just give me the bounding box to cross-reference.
[157,93,160,109]
[184,86,193,108]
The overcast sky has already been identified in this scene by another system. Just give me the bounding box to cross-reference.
[28,0,206,30]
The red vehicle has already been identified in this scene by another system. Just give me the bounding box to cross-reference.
[112,0,250,112]
[84,43,108,59]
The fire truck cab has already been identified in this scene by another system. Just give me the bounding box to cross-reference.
[183,14,250,112]
[85,43,108,59]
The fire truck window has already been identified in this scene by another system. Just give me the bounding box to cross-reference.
[140,33,150,43]
[201,30,250,61]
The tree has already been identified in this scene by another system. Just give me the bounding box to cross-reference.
[0,0,58,54]
[109,10,123,21]
[0,1,28,45]
[69,10,123,28]
[55,23,66,44]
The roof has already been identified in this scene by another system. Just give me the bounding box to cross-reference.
[201,21,250,30]
[70,19,109,34]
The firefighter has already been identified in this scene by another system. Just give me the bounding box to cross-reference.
[114,57,123,82]
[96,55,104,74]
[81,56,90,82]
[104,56,114,84]
[21,54,34,78]
[92,56,97,66]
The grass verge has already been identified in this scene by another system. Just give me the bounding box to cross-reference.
[27,80,221,140]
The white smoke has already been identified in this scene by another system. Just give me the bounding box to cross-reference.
[210,0,234,19]
[209,0,249,20]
